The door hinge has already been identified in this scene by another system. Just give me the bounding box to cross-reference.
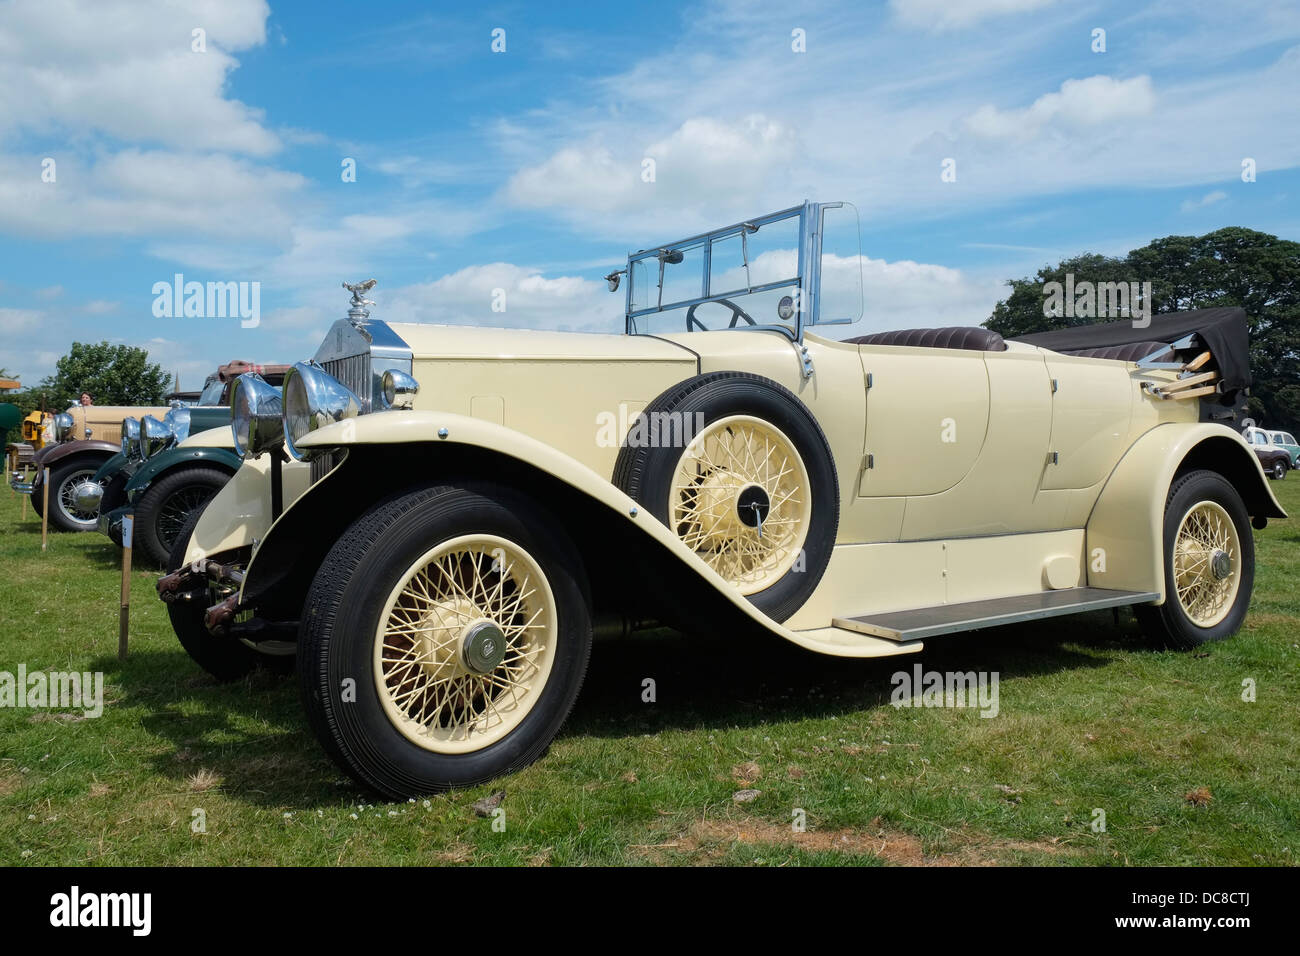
[1048,451,1059,465]
[798,344,814,380]
[862,453,874,470]
[1051,378,1059,393]
[865,371,873,389]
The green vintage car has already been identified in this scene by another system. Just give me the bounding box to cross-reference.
[94,407,237,565]
[1268,429,1300,468]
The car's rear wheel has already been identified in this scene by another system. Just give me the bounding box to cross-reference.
[46,459,102,532]
[135,466,231,566]
[1135,469,1254,649]
[299,483,592,797]
[166,509,295,682]
[614,371,838,623]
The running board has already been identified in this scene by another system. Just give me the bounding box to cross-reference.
[833,588,1160,642]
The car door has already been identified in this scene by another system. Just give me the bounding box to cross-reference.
[1039,355,1133,490]
[856,345,990,498]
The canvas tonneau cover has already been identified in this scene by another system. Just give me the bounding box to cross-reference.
[1012,306,1251,392]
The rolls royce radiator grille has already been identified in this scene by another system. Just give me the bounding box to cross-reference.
[312,351,371,483]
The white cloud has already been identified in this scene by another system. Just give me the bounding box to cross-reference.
[383,264,617,333]
[0,150,307,243]
[0,0,276,155]
[890,0,1059,30]
[1180,190,1229,212]
[0,308,44,334]
[965,75,1157,140]
[506,114,798,228]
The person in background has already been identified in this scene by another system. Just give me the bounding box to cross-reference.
[79,392,92,406]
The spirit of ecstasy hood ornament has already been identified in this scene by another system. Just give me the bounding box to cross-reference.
[343,278,378,324]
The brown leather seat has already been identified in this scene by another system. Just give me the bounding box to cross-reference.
[1060,341,1167,362]
[844,326,1007,352]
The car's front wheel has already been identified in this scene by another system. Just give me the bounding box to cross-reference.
[299,483,592,798]
[46,458,103,532]
[1135,469,1254,649]
[1271,460,1286,480]
[134,466,231,566]
[166,510,295,682]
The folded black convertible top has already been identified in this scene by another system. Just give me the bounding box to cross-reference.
[1012,306,1251,391]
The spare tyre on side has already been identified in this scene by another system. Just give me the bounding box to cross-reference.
[614,371,839,623]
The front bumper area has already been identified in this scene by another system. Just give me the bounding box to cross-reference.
[98,505,130,546]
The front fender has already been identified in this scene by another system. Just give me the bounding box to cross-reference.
[229,410,910,658]
[1086,422,1284,602]
[125,445,241,496]
[35,439,119,469]
[93,452,133,484]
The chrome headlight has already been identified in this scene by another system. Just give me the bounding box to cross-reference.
[231,373,283,459]
[164,406,191,445]
[282,361,362,461]
[54,412,74,441]
[140,415,173,460]
[122,417,141,460]
[381,368,420,409]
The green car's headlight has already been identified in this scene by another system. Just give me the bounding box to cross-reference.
[164,406,191,445]
[54,412,74,441]
[121,417,141,460]
[230,373,283,460]
[282,361,362,461]
[140,414,172,460]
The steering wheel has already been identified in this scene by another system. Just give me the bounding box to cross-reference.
[686,298,757,332]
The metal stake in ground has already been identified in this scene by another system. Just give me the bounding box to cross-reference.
[119,514,133,660]
[40,466,49,551]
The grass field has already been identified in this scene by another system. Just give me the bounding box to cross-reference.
[1,477,1297,867]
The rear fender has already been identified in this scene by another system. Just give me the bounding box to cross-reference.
[1086,423,1284,602]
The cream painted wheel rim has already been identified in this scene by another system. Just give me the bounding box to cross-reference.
[669,414,812,594]
[373,534,557,754]
[1172,500,1241,628]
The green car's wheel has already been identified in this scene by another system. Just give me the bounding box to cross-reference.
[299,483,592,798]
[135,466,231,567]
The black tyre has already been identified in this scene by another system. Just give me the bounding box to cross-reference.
[45,458,104,532]
[1135,469,1255,649]
[135,466,231,567]
[299,483,592,798]
[166,509,294,682]
[1272,460,1286,481]
[613,371,838,623]
[29,472,44,518]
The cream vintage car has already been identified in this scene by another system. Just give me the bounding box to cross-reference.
[157,202,1284,798]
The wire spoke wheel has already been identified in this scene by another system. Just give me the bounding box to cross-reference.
[373,534,557,754]
[1172,500,1241,628]
[57,468,99,523]
[669,414,812,594]
[156,486,213,549]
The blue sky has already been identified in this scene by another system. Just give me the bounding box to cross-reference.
[1,0,1298,389]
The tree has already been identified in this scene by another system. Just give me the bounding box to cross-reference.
[985,228,1300,433]
[39,341,170,409]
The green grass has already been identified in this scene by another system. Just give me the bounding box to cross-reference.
[1,479,1298,866]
